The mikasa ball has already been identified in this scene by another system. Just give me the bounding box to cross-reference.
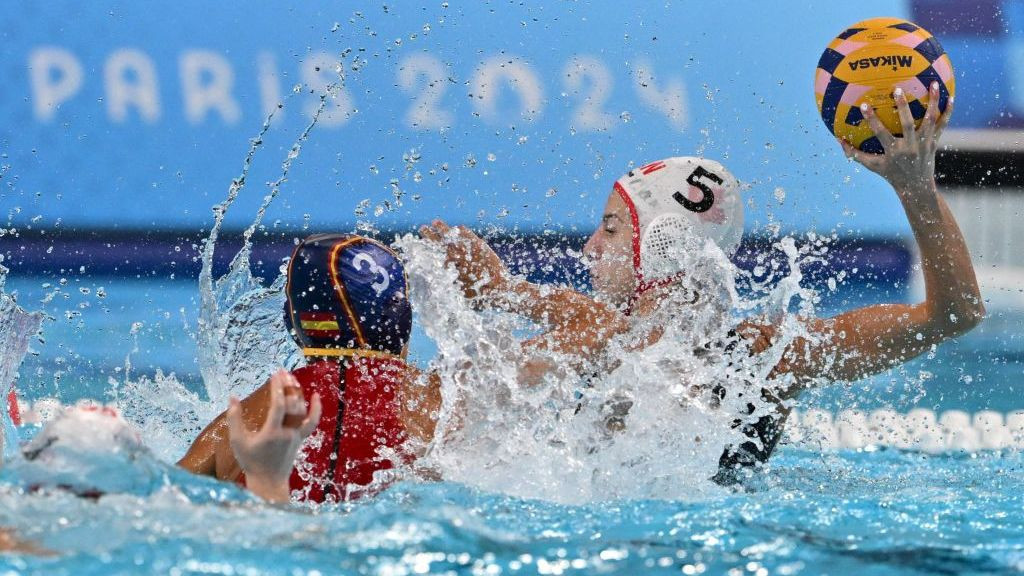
[814,17,955,153]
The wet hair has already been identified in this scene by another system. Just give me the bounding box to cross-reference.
[283,234,412,357]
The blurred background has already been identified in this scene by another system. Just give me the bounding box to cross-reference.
[0,0,1021,413]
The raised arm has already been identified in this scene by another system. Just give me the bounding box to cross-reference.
[746,82,984,391]
[224,370,321,502]
[177,370,321,503]
[177,384,268,480]
[419,221,630,364]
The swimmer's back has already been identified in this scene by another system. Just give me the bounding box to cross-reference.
[285,356,408,501]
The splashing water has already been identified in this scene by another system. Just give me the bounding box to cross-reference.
[396,232,825,504]
[117,74,346,461]
[0,262,44,458]
[80,48,837,504]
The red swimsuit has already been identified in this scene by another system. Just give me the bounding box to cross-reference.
[241,356,409,503]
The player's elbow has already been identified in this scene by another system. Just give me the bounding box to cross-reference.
[955,301,986,334]
[933,299,985,339]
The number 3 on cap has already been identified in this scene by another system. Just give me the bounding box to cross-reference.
[674,165,722,213]
[351,253,390,295]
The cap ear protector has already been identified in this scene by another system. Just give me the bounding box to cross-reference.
[284,234,412,358]
[613,157,744,294]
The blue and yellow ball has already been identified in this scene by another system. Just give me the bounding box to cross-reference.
[815,17,955,153]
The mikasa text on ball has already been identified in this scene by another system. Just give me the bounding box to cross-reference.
[815,17,955,153]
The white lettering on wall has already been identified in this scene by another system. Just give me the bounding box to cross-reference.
[28,47,84,122]
[179,50,241,125]
[471,55,544,123]
[257,51,283,123]
[563,56,615,132]
[25,47,694,132]
[397,54,453,130]
[633,58,688,131]
[104,48,160,123]
[300,52,354,127]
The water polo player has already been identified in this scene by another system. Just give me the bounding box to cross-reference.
[179,234,440,502]
[421,84,984,480]
[2,374,317,505]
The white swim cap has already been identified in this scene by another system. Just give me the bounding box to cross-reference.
[23,404,144,461]
[612,157,744,292]
[17,405,149,496]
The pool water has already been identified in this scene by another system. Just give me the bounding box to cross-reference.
[7,274,1022,414]
[1,445,1021,575]
[2,232,1022,574]
[0,268,1021,574]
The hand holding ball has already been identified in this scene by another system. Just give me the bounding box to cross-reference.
[815,17,955,153]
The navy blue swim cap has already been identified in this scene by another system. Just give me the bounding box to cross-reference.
[284,234,412,357]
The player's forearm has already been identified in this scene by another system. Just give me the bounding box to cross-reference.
[176,417,225,476]
[489,280,628,335]
[900,182,985,336]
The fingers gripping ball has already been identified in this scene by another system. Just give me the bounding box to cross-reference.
[815,17,955,153]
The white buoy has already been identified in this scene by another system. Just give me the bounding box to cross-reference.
[837,410,868,449]
[800,409,838,450]
[946,425,981,452]
[803,409,833,427]
[977,424,1011,450]
[869,409,907,447]
[939,410,972,431]
[905,408,939,445]
[906,408,937,429]
[1007,411,1024,449]
[972,411,1007,449]
[916,428,947,454]
[973,410,1005,430]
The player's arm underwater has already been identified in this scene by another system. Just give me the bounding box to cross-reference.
[740,82,985,394]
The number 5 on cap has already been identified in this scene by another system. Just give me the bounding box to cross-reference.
[674,165,722,213]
